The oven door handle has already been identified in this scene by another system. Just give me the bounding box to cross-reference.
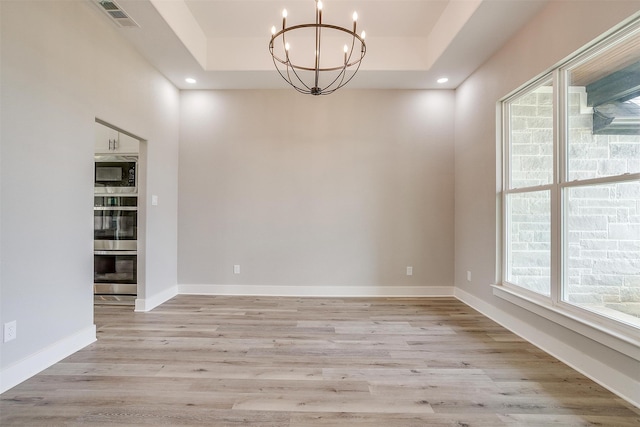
[94,250,137,256]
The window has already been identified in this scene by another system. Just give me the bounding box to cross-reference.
[504,79,554,297]
[501,18,640,339]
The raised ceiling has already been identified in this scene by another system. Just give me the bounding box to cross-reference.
[103,0,549,90]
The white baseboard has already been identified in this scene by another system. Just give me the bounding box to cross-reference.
[454,287,640,409]
[135,285,179,312]
[178,284,454,298]
[0,325,96,394]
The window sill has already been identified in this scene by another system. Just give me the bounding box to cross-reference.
[492,284,640,360]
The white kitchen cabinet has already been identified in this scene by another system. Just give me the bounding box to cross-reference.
[95,122,139,154]
[115,132,139,153]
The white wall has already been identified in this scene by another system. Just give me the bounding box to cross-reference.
[178,90,455,296]
[454,0,640,406]
[0,0,179,391]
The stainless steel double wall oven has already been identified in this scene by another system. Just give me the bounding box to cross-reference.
[94,156,138,303]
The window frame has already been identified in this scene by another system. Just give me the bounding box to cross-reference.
[501,74,557,300]
[497,17,640,357]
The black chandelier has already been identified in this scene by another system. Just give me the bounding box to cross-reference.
[269,0,366,96]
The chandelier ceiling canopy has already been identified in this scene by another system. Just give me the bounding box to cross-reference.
[269,0,367,96]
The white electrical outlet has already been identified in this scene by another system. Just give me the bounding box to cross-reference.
[4,320,17,342]
[233,265,241,274]
[406,266,413,276]
[466,271,472,282]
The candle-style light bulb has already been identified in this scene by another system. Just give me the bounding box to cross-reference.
[271,26,276,35]
[317,1,323,10]
[285,42,290,51]
[282,9,288,18]
[352,11,358,21]
[361,30,366,40]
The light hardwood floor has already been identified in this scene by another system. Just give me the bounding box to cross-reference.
[1,295,639,426]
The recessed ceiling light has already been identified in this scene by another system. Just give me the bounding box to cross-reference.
[437,77,449,84]
[185,77,197,84]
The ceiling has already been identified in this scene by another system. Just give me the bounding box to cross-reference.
[99,0,549,90]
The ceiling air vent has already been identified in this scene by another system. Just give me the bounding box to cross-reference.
[96,0,140,28]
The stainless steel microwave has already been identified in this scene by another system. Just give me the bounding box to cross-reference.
[95,155,137,194]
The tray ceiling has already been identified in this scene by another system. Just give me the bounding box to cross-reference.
[100,0,549,90]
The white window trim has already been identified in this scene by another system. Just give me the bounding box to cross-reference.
[492,285,640,360]
[496,17,640,360]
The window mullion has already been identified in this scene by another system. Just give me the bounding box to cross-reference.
[551,68,565,306]
[501,103,510,285]
[501,103,508,285]
[562,173,640,188]
[505,184,555,195]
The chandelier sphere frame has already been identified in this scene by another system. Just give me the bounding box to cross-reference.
[269,0,367,96]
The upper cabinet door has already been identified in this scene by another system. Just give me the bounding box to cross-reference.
[115,132,139,154]
[95,122,119,154]
[95,122,139,154]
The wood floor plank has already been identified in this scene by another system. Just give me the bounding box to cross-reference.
[290,412,507,426]
[1,295,638,426]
